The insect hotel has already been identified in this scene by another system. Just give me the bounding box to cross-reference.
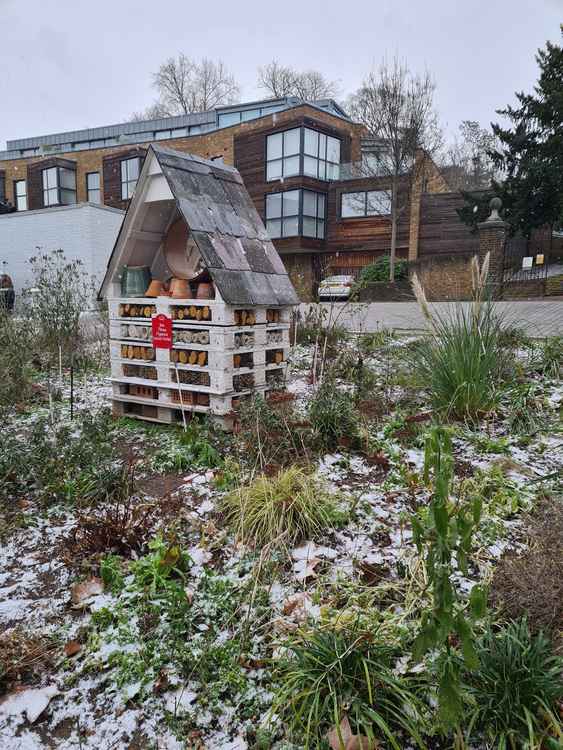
[99,144,299,428]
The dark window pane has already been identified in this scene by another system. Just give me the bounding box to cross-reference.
[266,219,282,238]
[282,216,299,237]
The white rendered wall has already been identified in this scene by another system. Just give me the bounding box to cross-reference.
[0,203,124,296]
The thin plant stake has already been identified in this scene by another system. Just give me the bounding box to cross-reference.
[70,354,74,421]
[174,364,188,432]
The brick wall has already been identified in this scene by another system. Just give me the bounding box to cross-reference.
[410,253,475,301]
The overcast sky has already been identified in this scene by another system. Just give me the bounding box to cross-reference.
[0,0,560,149]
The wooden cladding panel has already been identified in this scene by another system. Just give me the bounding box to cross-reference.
[418,192,478,257]
[326,177,410,253]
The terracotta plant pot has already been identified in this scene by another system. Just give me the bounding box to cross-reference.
[145,279,163,297]
[196,282,215,300]
[169,278,191,299]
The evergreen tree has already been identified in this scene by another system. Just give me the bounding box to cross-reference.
[489,27,563,236]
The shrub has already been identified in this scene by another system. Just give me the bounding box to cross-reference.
[358,255,408,284]
[273,626,426,749]
[221,466,344,548]
[309,381,360,450]
[24,249,96,367]
[65,467,160,565]
[0,306,36,407]
[0,410,120,507]
[462,619,563,748]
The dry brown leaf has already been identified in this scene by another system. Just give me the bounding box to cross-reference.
[70,577,104,606]
[63,640,81,657]
[327,715,377,750]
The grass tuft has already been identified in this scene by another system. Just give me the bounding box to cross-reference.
[221,466,344,548]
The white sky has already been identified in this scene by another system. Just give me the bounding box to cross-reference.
[0,0,560,148]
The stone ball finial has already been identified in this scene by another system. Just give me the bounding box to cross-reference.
[488,196,502,221]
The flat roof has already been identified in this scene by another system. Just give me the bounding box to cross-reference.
[1,97,350,161]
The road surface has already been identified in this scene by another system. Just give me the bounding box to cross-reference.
[298,300,563,337]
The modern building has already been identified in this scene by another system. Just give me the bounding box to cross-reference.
[0,96,450,299]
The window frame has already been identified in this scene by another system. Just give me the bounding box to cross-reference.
[265,126,341,183]
[265,188,327,240]
[86,172,101,204]
[120,156,141,200]
[14,179,27,211]
[340,189,392,219]
[41,165,77,207]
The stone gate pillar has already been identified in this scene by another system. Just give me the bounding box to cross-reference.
[477,197,509,299]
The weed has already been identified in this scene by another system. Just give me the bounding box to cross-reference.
[132,535,192,593]
[222,466,346,548]
[357,255,408,284]
[150,420,221,474]
[273,625,426,749]
[100,555,125,592]
[464,431,510,455]
[462,619,563,748]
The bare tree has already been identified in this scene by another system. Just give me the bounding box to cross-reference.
[441,120,499,190]
[348,57,442,281]
[132,55,240,119]
[258,60,339,100]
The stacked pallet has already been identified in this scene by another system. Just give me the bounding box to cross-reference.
[109,295,291,429]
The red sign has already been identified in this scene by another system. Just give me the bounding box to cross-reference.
[152,314,173,349]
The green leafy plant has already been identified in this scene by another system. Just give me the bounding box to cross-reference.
[411,426,486,728]
[273,625,426,749]
[462,619,563,749]
[150,420,221,474]
[132,535,191,593]
[222,466,345,548]
[358,256,408,284]
[309,381,360,450]
[535,336,562,379]
[100,554,125,592]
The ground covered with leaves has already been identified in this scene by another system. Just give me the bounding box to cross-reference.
[0,327,561,750]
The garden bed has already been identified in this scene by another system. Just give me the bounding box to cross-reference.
[0,325,561,749]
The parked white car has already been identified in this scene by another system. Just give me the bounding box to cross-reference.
[318,275,355,300]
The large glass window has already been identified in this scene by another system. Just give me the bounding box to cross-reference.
[266,128,301,181]
[266,189,300,238]
[341,190,391,218]
[266,127,341,182]
[302,191,326,239]
[14,180,27,211]
[86,172,101,203]
[42,166,76,207]
[303,128,340,180]
[121,157,140,200]
[265,189,326,239]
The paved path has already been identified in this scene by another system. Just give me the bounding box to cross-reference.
[298,300,563,337]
